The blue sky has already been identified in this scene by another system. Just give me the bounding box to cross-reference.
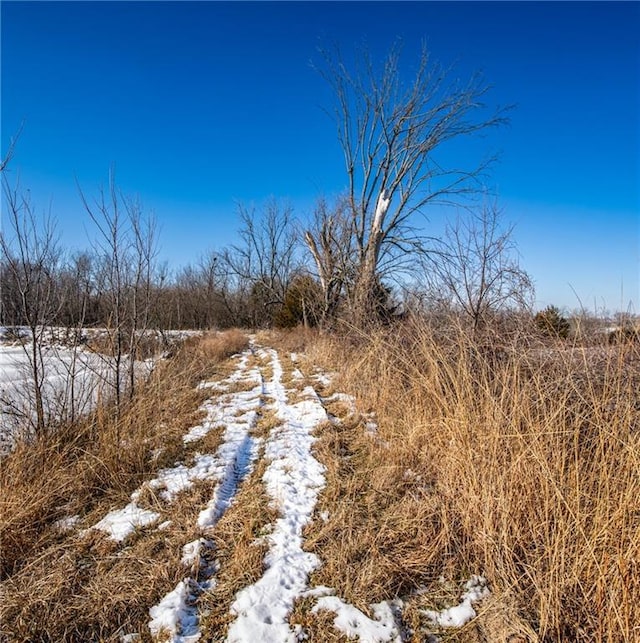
[2,1,639,313]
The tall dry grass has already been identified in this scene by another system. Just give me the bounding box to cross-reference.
[0,329,249,639]
[303,317,640,641]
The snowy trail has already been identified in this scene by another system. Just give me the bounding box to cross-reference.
[138,339,486,643]
[148,345,265,642]
[226,348,327,642]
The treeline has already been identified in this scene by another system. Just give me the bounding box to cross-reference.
[1,184,534,337]
[1,191,329,334]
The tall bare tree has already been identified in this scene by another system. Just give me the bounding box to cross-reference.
[304,196,355,326]
[125,195,159,397]
[314,43,508,324]
[222,199,299,327]
[80,174,159,420]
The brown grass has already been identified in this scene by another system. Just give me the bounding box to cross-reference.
[0,329,251,641]
[196,328,249,364]
[3,321,638,641]
[198,434,279,640]
[298,317,640,641]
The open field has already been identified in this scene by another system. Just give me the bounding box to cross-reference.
[1,325,638,642]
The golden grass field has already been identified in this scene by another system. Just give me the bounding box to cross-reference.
[1,322,638,642]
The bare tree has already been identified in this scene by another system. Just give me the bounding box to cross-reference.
[222,199,299,327]
[425,203,533,331]
[0,177,61,434]
[80,174,159,421]
[125,196,159,397]
[81,176,128,413]
[315,42,508,324]
[0,123,22,174]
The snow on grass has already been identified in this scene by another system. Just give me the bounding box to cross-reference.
[185,359,262,444]
[148,345,264,642]
[311,595,404,643]
[148,454,220,502]
[92,502,160,542]
[148,579,201,643]
[226,348,327,643]
[0,341,152,453]
[149,538,220,642]
[421,576,489,628]
[53,515,80,532]
[196,430,260,528]
[181,539,206,568]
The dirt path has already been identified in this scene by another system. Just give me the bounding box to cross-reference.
[138,340,332,641]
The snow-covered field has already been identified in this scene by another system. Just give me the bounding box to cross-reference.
[0,326,197,451]
[0,343,123,450]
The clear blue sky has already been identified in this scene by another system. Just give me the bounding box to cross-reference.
[2,1,639,313]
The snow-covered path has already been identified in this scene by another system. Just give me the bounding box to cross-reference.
[226,348,327,642]
[145,343,331,642]
[79,337,486,642]
[147,345,265,641]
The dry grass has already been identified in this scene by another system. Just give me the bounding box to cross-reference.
[3,321,638,641]
[298,317,640,641]
[198,433,279,640]
[0,329,251,641]
[195,328,248,364]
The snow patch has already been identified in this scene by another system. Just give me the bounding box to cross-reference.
[54,515,80,531]
[148,579,201,643]
[421,576,489,628]
[148,344,263,642]
[226,349,327,642]
[312,595,403,643]
[91,502,160,542]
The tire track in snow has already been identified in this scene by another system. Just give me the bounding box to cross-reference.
[148,343,266,642]
[226,347,328,643]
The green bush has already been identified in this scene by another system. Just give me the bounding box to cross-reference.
[274,275,321,328]
[534,305,570,339]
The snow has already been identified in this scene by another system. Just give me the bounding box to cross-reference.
[312,372,332,388]
[184,385,262,444]
[0,340,150,452]
[196,427,261,528]
[148,345,264,641]
[54,515,80,531]
[148,580,201,643]
[421,576,489,628]
[226,348,327,643]
[92,502,160,542]
[311,596,403,643]
[181,539,205,568]
[147,444,257,505]
[324,391,357,413]
[0,325,201,451]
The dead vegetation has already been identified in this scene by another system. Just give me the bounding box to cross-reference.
[0,329,249,640]
[2,321,638,642]
[294,318,640,642]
